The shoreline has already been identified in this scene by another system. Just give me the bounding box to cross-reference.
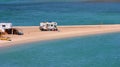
[0,24,120,47]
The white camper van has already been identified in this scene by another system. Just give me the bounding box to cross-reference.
[40,22,58,31]
[0,23,12,32]
[0,23,23,35]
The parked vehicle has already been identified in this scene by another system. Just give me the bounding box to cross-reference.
[0,23,23,35]
[39,22,58,31]
[0,23,12,32]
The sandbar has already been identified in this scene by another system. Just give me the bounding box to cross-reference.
[0,24,120,47]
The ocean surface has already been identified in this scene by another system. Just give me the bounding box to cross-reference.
[0,32,120,67]
[0,2,120,26]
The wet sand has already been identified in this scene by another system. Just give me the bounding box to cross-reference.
[0,24,120,47]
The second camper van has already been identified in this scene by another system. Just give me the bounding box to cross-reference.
[39,22,58,31]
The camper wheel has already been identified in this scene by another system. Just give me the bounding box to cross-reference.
[55,29,58,31]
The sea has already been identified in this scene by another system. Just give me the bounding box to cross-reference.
[0,2,120,67]
[0,2,120,25]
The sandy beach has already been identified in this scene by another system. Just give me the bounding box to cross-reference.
[0,24,120,47]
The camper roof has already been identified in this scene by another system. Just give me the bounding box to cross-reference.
[40,22,57,25]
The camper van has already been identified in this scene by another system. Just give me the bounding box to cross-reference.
[0,23,12,32]
[0,23,23,35]
[40,22,58,31]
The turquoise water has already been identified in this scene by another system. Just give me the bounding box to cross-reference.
[0,2,120,26]
[0,2,120,67]
[0,32,120,67]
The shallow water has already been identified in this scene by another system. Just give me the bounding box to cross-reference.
[0,32,120,67]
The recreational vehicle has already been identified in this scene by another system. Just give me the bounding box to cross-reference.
[0,23,12,32]
[39,22,58,31]
[0,23,23,35]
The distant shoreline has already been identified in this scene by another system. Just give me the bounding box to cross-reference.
[0,24,120,47]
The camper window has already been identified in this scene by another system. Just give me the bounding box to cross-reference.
[51,25,53,27]
[2,25,6,27]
